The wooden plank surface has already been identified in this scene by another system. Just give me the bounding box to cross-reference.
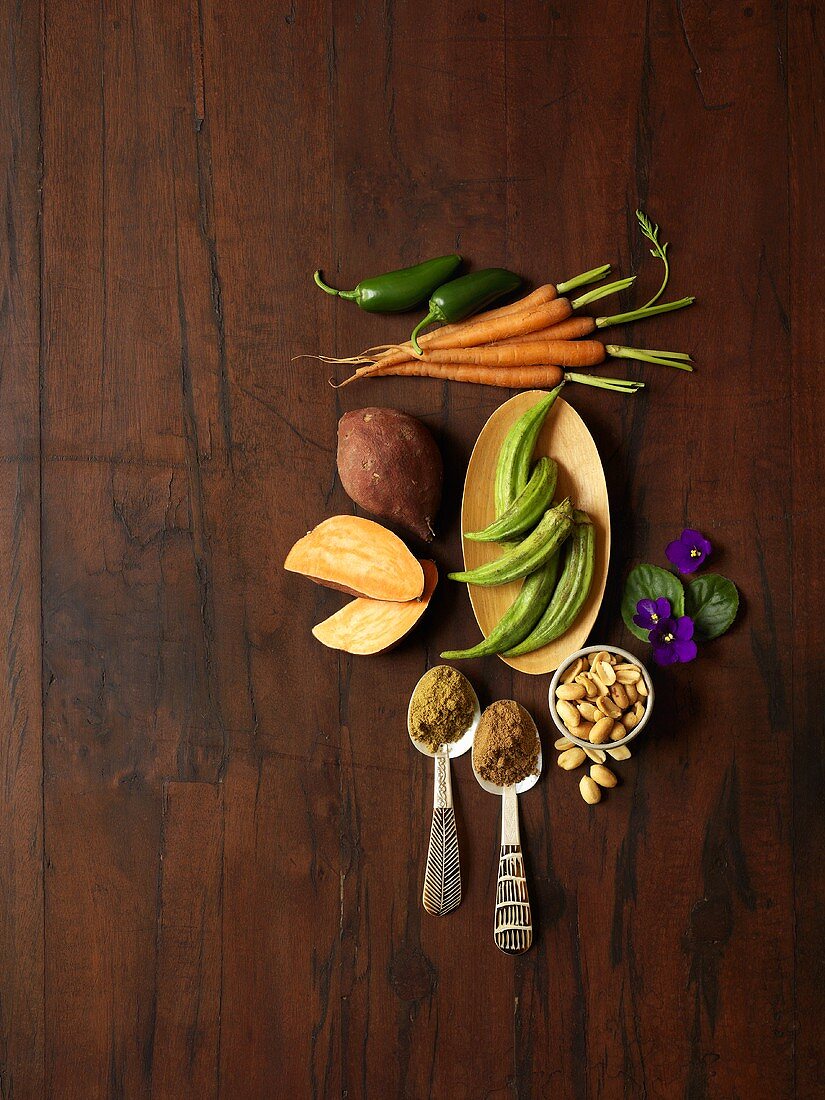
[0,1,821,1097]
[0,1,44,1096]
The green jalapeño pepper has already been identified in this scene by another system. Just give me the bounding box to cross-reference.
[313,254,461,313]
[410,267,521,353]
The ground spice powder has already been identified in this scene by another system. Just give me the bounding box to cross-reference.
[473,700,539,787]
[409,666,476,752]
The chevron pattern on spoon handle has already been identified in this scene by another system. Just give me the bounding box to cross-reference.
[422,805,461,915]
[422,752,462,916]
[494,843,532,953]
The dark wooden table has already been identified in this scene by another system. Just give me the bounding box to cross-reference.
[2,2,823,1097]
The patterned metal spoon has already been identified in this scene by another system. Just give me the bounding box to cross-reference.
[408,669,479,917]
[472,710,542,955]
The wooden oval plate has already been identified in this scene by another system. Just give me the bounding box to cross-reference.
[460,390,610,675]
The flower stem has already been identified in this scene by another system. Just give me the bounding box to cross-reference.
[557,264,611,295]
[595,295,695,328]
[571,276,636,309]
[606,345,694,371]
[566,372,645,393]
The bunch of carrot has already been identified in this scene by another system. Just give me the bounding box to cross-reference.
[326,276,690,392]
[315,214,694,393]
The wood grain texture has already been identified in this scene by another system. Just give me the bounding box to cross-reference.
[460,391,610,673]
[0,0,820,1096]
[0,1,44,1095]
[788,3,825,1095]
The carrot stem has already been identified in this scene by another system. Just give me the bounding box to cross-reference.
[606,345,694,371]
[566,372,645,393]
[636,211,670,308]
[557,264,611,295]
[596,295,695,328]
[571,276,636,310]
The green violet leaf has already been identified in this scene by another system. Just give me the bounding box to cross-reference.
[621,564,686,641]
[684,574,739,641]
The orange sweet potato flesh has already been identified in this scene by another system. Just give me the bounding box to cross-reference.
[312,560,438,655]
[284,515,424,602]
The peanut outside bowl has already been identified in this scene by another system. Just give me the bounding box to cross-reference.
[547,644,655,751]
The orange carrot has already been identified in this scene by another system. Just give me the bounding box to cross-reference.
[337,361,644,393]
[353,360,568,389]
[418,339,606,369]
[361,298,575,377]
[493,315,596,345]
[386,283,559,355]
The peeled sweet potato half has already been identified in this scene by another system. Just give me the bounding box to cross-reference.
[284,515,424,602]
[312,560,438,655]
[337,408,443,542]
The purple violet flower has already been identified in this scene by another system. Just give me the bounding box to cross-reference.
[633,597,672,632]
[650,615,697,666]
[666,528,712,574]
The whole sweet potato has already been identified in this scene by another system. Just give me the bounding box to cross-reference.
[337,408,443,542]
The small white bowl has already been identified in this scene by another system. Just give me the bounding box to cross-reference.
[548,644,654,752]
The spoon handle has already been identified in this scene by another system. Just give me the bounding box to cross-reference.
[494,785,532,953]
[422,750,461,916]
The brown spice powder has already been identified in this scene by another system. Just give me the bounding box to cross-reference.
[473,700,539,787]
[409,665,476,752]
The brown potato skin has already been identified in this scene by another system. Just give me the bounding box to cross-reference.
[337,408,443,542]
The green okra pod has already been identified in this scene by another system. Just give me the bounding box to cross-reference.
[465,457,558,543]
[448,499,573,588]
[493,385,564,517]
[440,553,560,660]
[504,510,595,656]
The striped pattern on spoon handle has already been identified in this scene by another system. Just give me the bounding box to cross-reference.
[422,751,462,916]
[494,784,532,953]
[494,844,532,953]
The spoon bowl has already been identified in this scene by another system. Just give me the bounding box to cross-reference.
[407,669,480,759]
[408,667,480,918]
[472,738,543,795]
[471,701,541,954]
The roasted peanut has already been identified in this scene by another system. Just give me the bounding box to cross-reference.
[590,764,618,788]
[590,716,614,744]
[556,700,580,728]
[561,657,584,683]
[636,676,649,697]
[580,776,601,804]
[554,736,575,751]
[596,695,623,720]
[591,672,610,697]
[611,723,628,740]
[556,683,586,701]
[577,701,601,723]
[607,745,632,761]
[615,666,642,685]
[584,747,607,764]
[598,660,616,686]
[577,721,594,741]
[576,673,599,699]
[558,747,586,770]
[610,682,630,709]
[625,681,639,705]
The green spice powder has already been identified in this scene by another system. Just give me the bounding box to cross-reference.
[409,666,475,752]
